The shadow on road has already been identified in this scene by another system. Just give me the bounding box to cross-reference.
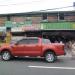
[13,57,44,62]
[0,57,45,63]
[0,56,74,64]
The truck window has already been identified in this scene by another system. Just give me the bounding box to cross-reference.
[16,38,38,44]
[42,38,51,44]
[17,39,28,44]
[27,39,38,44]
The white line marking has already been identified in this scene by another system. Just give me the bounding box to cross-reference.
[28,66,75,70]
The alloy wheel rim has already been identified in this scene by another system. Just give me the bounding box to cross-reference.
[46,54,54,62]
[2,52,10,60]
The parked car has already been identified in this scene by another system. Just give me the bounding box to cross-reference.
[0,37,65,63]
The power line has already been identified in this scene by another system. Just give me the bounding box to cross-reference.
[40,6,73,11]
[29,6,73,13]
[0,0,73,14]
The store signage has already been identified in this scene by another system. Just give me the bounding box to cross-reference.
[0,27,6,32]
[11,27,23,32]
[22,25,39,31]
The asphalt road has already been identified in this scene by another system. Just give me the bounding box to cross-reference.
[0,57,75,75]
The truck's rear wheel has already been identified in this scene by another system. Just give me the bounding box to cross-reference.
[1,51,12,61]
[45,52,55,63]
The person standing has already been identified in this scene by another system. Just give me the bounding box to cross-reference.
[71,40,75,58]
[5,31,12,43]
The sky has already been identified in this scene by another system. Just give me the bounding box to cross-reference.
[0,0,75,14]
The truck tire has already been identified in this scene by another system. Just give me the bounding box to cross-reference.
[1,51,12,61]
[45,52,55,63]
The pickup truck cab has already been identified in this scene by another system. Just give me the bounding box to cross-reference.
[0,37,65,63]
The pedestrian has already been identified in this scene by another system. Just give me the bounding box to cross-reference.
[2,32,6,42]
[71,40,75,59]
[66,41,72,52]
[5,31,12,43]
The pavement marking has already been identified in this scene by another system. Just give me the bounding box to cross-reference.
[28,66,75,70]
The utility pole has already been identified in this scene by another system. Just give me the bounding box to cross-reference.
[73,2,75,8]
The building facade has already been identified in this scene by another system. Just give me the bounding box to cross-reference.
[0,11,75,43]
[0,11,75,31]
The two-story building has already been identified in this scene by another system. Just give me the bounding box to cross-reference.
[0,7,75,42]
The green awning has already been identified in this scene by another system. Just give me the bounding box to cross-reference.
[41,22,75,30]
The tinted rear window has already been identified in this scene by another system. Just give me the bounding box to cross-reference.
[42,38,51,44]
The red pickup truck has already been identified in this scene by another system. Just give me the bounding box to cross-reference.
[0,37,65,62]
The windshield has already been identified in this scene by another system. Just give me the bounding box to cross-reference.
[10,37,24,44]
[10,39,17,44]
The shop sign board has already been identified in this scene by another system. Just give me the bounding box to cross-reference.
[11,27,23,32]
[0,27,6,32]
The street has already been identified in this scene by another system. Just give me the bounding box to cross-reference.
[0,57,75,75]
[0,0,74,75]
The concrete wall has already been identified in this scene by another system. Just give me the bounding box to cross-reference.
[10,16,25,22]
[10,14,75,24]
[32,16,42,24]
[47,16,58,22]
[64,16,75,21]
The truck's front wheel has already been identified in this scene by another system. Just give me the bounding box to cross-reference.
[45,52,55,63]
[1,51,12,61]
